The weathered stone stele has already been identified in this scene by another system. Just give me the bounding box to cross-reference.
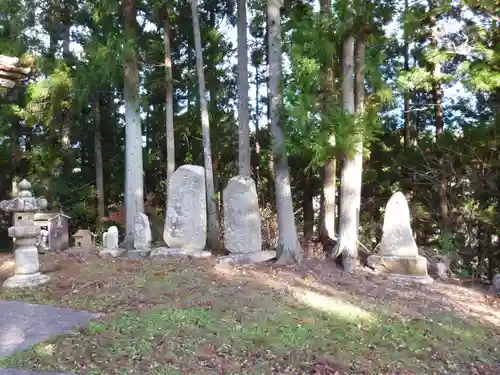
[367,192,432,283]
[223,176,261,253]
[128,213,152,259]
[133,213,152,250]
[164,164,207,250]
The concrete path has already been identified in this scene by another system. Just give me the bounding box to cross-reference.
[0,300,100,375]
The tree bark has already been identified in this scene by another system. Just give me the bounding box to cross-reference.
[403,0,416,149]
[428,3,450,234]
[303,168,314,242]
[336,34,362,273]
[123,0,145,249]
[191,0,220,251]
[94,95,105,218]
[237,0,251,177]
[318,0,336,244]
[164,10,175,191]
[268,0,302,264]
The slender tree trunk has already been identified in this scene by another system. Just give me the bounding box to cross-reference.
[237,0,251,176]
[336,34,362,273]
[428,5,450,234]
[123,0,145,248]
[164,10,175,189]
[254,66,261,194]
[268,0,301,264]
[303,168,314,242]
[191,0,220,251]
[319,0,336,243]
[94,95,105,218]
[403,0,415,149]
[61,5,71,151]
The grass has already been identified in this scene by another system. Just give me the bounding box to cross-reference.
[1,253,499,374]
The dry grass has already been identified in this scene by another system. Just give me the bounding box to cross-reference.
[0,252,499,375]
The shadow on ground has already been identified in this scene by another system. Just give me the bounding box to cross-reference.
[0,252,499,375]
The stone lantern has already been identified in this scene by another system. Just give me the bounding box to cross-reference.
[0,179,50,288]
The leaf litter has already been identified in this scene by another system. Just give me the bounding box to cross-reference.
[0,252,499,374]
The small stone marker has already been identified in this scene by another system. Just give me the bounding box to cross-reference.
[367,192,432,283]
[103,226,119,249]
[128,213,152,259]
[223,176,261,253]
[133,213,151,250]
[164,165,207,250]
[99,226,124,258]
[0,179,50,288]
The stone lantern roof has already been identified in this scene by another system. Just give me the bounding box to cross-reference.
[0,55,31,89]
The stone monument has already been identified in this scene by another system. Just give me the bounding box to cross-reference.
[223,176,261,253]
[367,192,432,283]
[0,179,50,288]
[164,165,207,250]
[128,213,152,259]
[103,226,119,249]
[99,226,125,257]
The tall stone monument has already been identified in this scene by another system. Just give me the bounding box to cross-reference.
[0,179,51,288]
[223,176,261,253]
[367,192,432,283]
[164,165,207,250]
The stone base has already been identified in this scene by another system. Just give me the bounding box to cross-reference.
[150,247,212,259]
[127,249,151,260]
[99,248,126,258]
[3,272,50,288]
[367,254,431,278]
[217,250,276,266]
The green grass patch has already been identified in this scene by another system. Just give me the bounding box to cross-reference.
[1,254,498,374]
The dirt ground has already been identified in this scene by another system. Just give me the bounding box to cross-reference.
[0,252,499,374]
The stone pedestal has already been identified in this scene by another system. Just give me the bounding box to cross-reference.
[368,192,433,284]
[0,179,50,288]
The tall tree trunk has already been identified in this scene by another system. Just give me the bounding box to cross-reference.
[403,0,416,149]
[254,65,261,194]
[164,10,175,190]
[237,0,251,177]
[191,0,220,251]
[123,0,145,248]
[94,95,105,218]
[428,3,450,234]
[336,34,362,273]
[303,168,314,242]
[319,0,336,243]
[268,0,301,264]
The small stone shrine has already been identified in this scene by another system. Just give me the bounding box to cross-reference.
[73,229,93,251]
[367,192,432,283]
[0,179,50,288]
[34,212,71,252]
